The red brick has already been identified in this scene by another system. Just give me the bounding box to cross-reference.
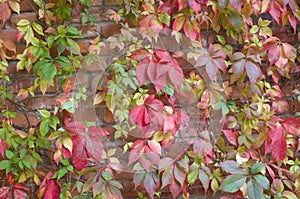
[103,108,114,123]
[0,30,17,42]
[93,0,103,6]
[0,99,16,111]
[10,12,36,28]
[289,99,300,114]
[11,113,38,127]
[9,79,31,93]
[21,96,57,110]
[67,74,88,89]
[273,29,296,43]
[73,109,99,123]
[78,41,89,54]
[101,24,120,38]
[105,0,122,6]
[89,7,109,21]
[6,63,30,77]
[80,25,99,38]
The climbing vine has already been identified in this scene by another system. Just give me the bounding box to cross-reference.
[0,0,300,198]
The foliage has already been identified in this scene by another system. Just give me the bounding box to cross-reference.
[0,0,300,198]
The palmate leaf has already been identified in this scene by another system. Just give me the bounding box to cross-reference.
[65,121,109,170]
[219,174,247,193]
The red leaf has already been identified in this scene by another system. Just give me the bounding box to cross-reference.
[265,125,287,161]
[174,164,186,188]
[147,140,161,155]
[232,59,246,80]
[0,3,11,28]
[169,178,181,198]
[187,0,201,14]
[130,105,151,127]
[136,57,150,86]
[144,173,158,198]
[229,0,244,11]
[172,16,185,31]
[44,180,61,199]
[269,0,282,24]
[13,184,29,199]
[71,135,88,170]
[0,140,8,158]
[246,61,261,83]
[67,122,108,170]
[164,116,177,133]
[184,20,197,41]
[0,187,9,198]
[222,129,238,146]
[161,166,173,189]
[283,117,300,135]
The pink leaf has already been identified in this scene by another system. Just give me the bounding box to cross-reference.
[187,0,201,14]
[265,125,287,161]
[44,180,60,199]
[283,117,300,135]
[223,129,238,146]
[246,61,261,83]
[0,140,8,158]
[147,140,162,155]
[0,3,11,28]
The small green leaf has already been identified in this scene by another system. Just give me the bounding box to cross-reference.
[188,169,198,184]
[247,178,263,199]
[0,160,10,170]
[41,62,57,84]
[38,110,50,118]
[219,174,247,193]
[251,163,265,174]
[5,150,14,159]
[32,22,44,35]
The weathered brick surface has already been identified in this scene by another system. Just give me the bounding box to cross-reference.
[101,24,120,38]
[11,113,38,127]
[10,12,36,28]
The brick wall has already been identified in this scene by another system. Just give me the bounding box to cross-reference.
[1,0,300,198]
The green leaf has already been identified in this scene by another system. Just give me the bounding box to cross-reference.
[0,160,10,170]
[158,13,170,26]
[66,27,81,36]
[40,119,50,136]
[38,110,50,118]
[282,191,298,199]
[219,174,247,193]
[32,22,44,35]
[247,178,263,199]
[5,150,14,159]
[41,62,57,84]
[67,38,81,55]
[253,174,269,190]
[251,163,265,174]
[62,100,76,113]
[188,169,198,184]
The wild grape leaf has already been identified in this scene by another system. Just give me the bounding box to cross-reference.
[130,105,151,127]
[0,2,11,28]
[135,50,184,91]
[283,117,300,135]
[187,0,201,14]
[144,172,158,198]
[172,15,185,31]
[65,121,109,170]
[199,169,210,192]
[232,52,261,83]
[246,61,261,83]
[44,180,60,199]
[183,20,197,41]
[219,174,247,193]
[174,164,186,188]
[169,178,181,198]
[247,178,263,199]
[197,44,226,81]
[220,160,247,175]
[161,166,173,189]
[0,184,29,199]
[229,0,244,11]
[222,130,238,146]
[0,140,8,158]
[265,125,287,161]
